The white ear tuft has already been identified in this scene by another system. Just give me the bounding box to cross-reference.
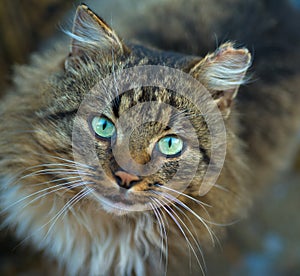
[66,4,125,59]
[190,42,252,116]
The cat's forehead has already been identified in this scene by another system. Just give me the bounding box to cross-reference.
[101,86,205,139]
[104,87,174,131]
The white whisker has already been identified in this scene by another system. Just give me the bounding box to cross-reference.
[0,180,92,215]
[158,192,219,247]
[153,192,206,273]
[30,175,82,187]
[19,168,91,181]
[17,186,93,249]
[159,185,211,207]
[152,197,205,275]
[30,152,94,170]
[150,200,168,275]
[44,187,93,240]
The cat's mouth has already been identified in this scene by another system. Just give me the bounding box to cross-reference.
[91,187,154,215]
[105,188,151,205]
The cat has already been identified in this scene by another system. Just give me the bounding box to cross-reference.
[0,1,300,275]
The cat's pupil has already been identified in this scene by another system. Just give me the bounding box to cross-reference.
[102,121,107,130]
[168,138,172,148]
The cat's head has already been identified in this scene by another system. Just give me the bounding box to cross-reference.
[10,4,251,217]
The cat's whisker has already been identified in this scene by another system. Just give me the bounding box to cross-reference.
[164,186,227,251]
[152,191,199,236]
[23,181,91,212]
[9,163,90,183]
[156,186,215,227]
[95,66,120,110]
[2,165,89,189]
[17,185,93,248]
[168,110,194,124]
[19,169,91,181]
[158,185,211,207]
[152,200,169,276]
[155,193,200,268]
[159,192,219,247]
[23,162,91,172]
[149,201,165,267]
[153,197,194,270]
[0,182,68,214]
[149,202,164,254]
[0,180,91,215]
[111,48,121,104]
[30,175,82,187]
[152,197,205,275]
[30,152,94,170]
[150,199,168,274]
[153,192,207,272]
[2,162,88,190]
[213,183,229,192]
[21,167,89,175]
[44,187,94,240]
[157,189,213,225]
[68,186,95,214]
[210,183,246,211]
[98,76,115,98]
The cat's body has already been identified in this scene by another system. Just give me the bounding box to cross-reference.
[0,1,300,275]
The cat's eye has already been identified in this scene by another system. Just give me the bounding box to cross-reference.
[158,136,183,157]
[91,116,116,139]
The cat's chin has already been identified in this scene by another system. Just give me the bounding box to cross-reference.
[101,201,148,216]
[91,191,153,216]
[101,200,153,216]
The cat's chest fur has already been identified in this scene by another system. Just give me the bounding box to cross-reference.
[1,177,166,275]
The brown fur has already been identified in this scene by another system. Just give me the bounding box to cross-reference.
[0,1,300,275]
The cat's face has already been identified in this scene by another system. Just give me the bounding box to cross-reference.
[1,5,250,221]
[70,85,212,215]
[28,5,250,216]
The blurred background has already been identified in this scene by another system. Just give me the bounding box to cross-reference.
[0,0,299,275]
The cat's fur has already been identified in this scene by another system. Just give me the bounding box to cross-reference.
[0,1,300,275]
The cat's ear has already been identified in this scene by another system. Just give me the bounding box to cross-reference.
[65,4,127,68]
[190,43,251,117]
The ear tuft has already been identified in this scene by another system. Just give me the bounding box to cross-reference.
[190,42,252,116]
[65,4,126,67]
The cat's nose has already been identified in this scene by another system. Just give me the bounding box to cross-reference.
[114,171,140,189]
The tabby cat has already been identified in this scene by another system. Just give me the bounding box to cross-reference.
[1,1,300,275]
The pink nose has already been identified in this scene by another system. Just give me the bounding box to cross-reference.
[114,171,140,189]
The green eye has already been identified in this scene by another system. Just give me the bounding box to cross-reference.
[91,116,116,139]
[158,136,183,157]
